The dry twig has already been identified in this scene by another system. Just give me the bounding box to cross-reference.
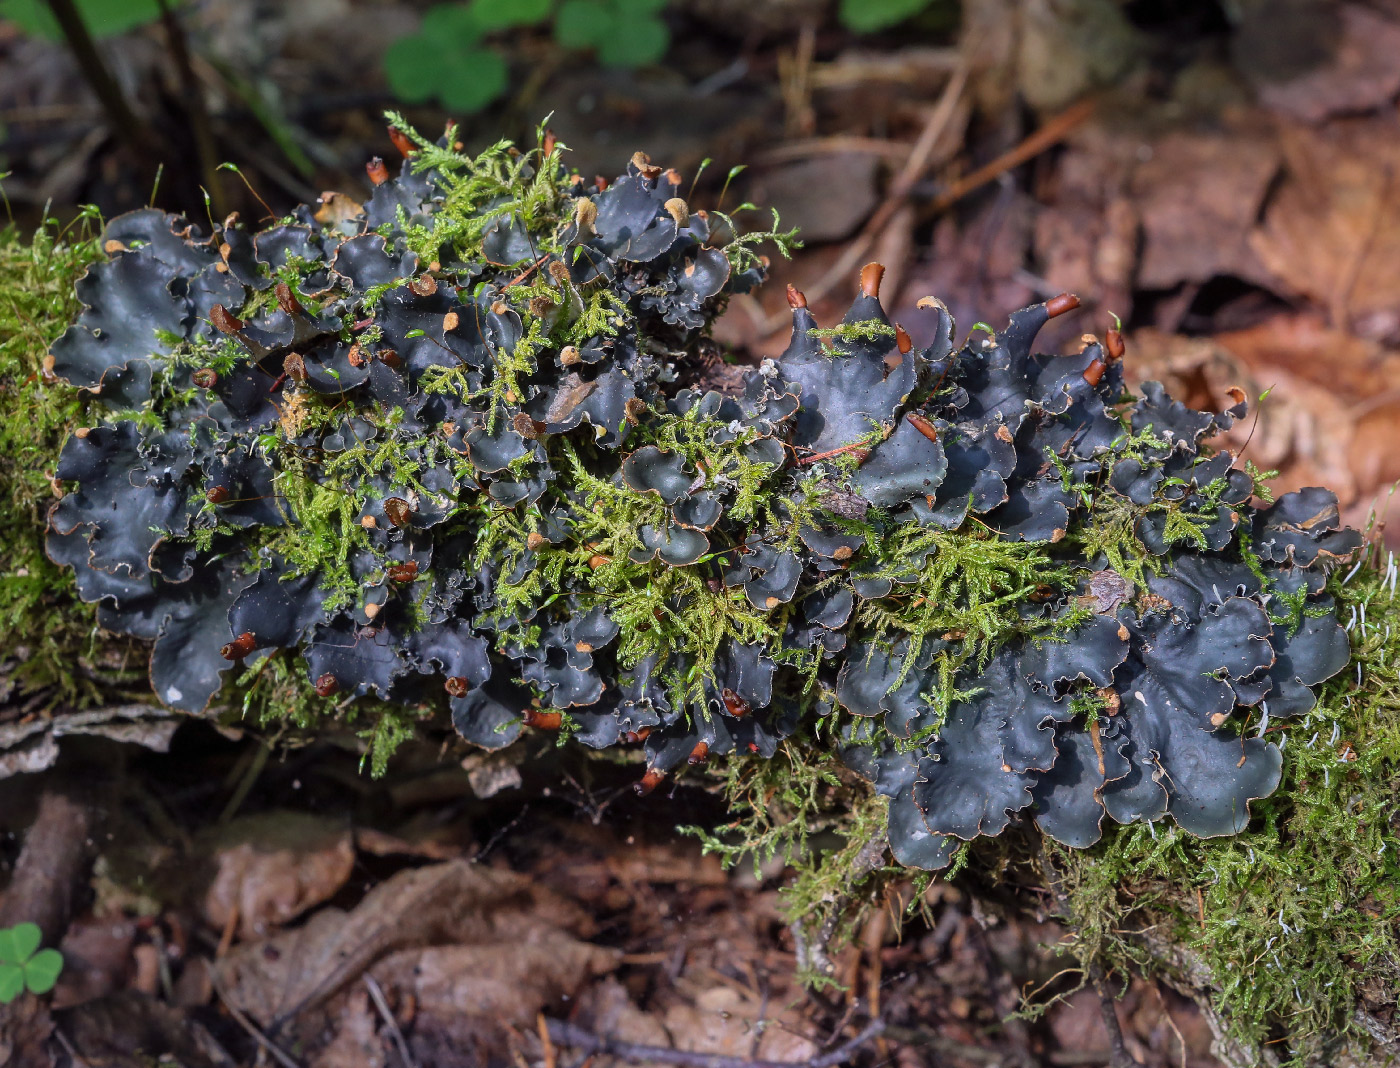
[764,57,970,331]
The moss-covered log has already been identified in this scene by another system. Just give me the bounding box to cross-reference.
[1,123,1396,1066]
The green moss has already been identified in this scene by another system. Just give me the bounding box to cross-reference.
[0,208,111,704]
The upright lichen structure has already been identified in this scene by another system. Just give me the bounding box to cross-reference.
[45,118,1358,875]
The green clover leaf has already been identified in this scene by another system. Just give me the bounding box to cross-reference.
[0,924,64,1003]
[0,922,39,964]
[0,964,23,1003]
[468,0,553,31]
[838,0,934,34]
[24,949,64,995]
[383,3,512,113]
[554,0,669,68]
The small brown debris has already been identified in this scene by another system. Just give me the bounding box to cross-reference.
[513,412,545,439]
[378,348,401,368]
[384,497,412,527]
[283,352,307,383]
[445,676,471,698]
[1088,719,1106,775]
[347,343,366,368]
[408,273,438,297]
[624,397,648,424]
[526,532,548,552]
[192,368,218,389]
[1081,568,1131,615]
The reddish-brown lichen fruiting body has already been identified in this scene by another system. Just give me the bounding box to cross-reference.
[220,631,256,660]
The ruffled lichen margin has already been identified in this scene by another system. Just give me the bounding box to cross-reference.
[2,119,1396,1063]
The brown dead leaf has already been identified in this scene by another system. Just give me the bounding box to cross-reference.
[747,151,882,244]
[1032,123,1136,320]
[370,931,619,1030]
[0,994,55,1068]
[1215,315,1400,401]
[1348,402,1400,500]
[200,811,355,940]
[213,859,594,1030]
[1258,5,1400,123]
[1250,118,1400,331]
[56,991,222,1067]
[605,841,729,888]
[51,916,137,1009]
[310,987,390,1068]
[1132,129,1279,290]
[313,191,365,231]
[572,976,671,1048]
[664,984,819,1062]
[354,820,467,861]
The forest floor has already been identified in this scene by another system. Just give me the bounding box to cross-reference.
[2,1,1399,1065]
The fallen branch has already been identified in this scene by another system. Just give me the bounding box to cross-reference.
[0,785,94,942]
[545,1017,887,1068]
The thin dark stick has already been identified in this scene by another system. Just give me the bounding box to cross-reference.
[545,1017,886,1068]
[43,0,159,157]
[154,0,226,217]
